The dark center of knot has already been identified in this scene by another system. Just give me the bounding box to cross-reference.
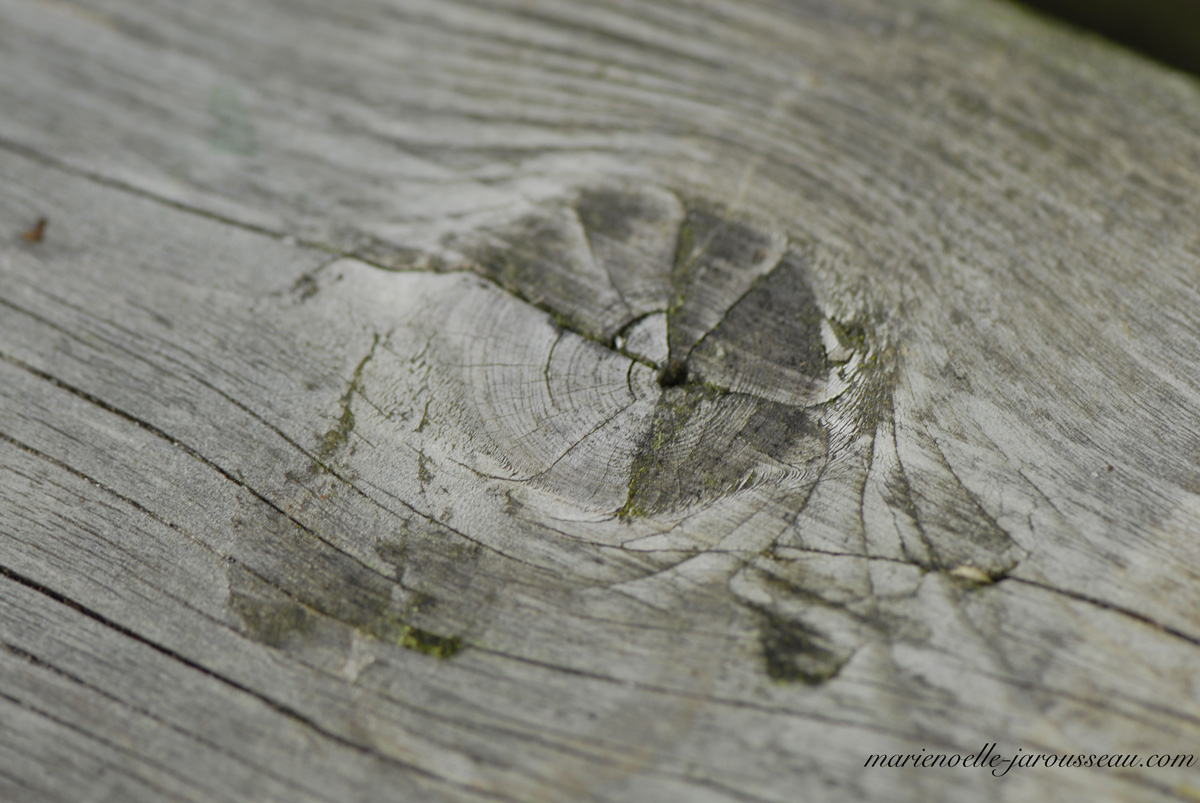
[656,359,688,388]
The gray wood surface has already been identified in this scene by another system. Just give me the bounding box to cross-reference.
[2,0,1200,800]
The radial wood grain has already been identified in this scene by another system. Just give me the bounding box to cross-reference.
[2,0,1200,801]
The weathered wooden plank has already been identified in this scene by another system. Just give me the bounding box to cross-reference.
[3,0,1200,800]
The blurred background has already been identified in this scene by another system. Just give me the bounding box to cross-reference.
[1021,0,1200,76]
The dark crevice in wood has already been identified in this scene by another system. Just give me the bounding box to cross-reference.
[543,330,565,411]
[0,567,516,800]
[0,347,406,594]
[0,643,320,799]
[1006,577,1200,651]
[0,427,431,659]
[0,570,331,754]
[0,764,37,796]
[655,358,688,388]
[885,391,941,571]
[0,687,185,801]
[0,134,312,251]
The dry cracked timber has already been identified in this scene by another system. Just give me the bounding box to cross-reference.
[5,0,1200,798]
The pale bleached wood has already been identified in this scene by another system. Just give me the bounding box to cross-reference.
[2,0,1200,801]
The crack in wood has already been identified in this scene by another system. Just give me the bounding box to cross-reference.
[0,566,483,793]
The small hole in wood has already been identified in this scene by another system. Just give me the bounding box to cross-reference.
[657,359,688,388]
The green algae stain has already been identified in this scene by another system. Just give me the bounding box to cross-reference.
[318,334,379,461]
[399,625,463,659]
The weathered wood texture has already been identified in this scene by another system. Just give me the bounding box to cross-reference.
[2,0,1200,800]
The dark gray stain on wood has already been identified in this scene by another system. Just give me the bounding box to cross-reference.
[472,212,597,330]
[667,205,782,364]
[620,386,828,517]
[758,612,849,685]
[575,186,664,244]
[227,509,410,641]
[688,251,829,393]
[227,564,315,649]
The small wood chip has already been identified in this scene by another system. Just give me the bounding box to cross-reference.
[22,217,46,243]
[949,565,993,584]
